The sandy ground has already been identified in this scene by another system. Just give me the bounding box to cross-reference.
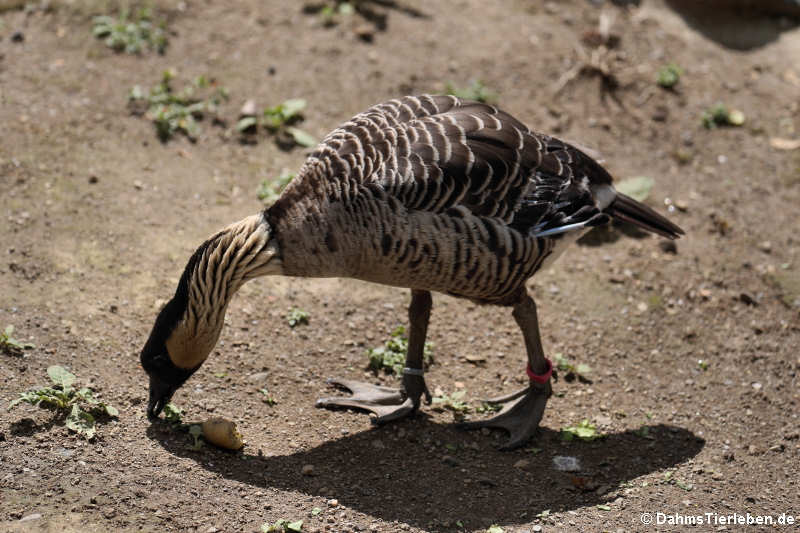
[1,1,799,531]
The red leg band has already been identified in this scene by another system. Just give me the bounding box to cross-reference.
[526,358,553,384]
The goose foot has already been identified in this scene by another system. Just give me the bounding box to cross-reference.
[315,373,431,424]
[457,381,552,450]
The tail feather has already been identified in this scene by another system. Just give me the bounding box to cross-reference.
[606,193,684,240]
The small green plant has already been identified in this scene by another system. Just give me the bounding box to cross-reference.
[656,63,682,89]
[446,80,497,104]
[303,1,354,26]
[431,390,471,419]
[487,526,504,533]
[238,99,316,148]
[92,7,167,54]
[257,170,295,205]
[129,70,228,141]
[701,103,745,129]
[367,326,433,377]
[560,419,601,442]
[635,424,655,440]
[162,402,184,424]
[475,401,502,414]
[9,366,118,439]
[553,353,592,382]
[697,359,710,371]
[287,308,310,328]
[258,388,277,406]
[161,402,205,450]
[1,325,35,356]
[262,519,304,532]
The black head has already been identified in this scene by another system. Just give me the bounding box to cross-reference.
[140,298,198,419]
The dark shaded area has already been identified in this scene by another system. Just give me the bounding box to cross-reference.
[148,420,704,531]
[577,221,649,247]
[666,0,800,50]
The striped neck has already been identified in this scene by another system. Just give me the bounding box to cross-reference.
[166,214,282,369]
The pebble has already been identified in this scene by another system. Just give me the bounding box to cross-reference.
[758,241,772,253]
[328,499,339,507]
[239,99,257,117]
[533,526,543,532]
[513,459,530,470]
[19,514,42,522]
[722,450,735,462]
[248,372,269,382]
[442,455,459,467]
[302,464,315,476]
[552,455,581,472]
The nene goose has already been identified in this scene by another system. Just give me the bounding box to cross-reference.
[141,95,683,449]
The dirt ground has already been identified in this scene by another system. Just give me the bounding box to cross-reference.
[2,1,799,532]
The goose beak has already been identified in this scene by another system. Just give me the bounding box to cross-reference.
[147,375,176,420]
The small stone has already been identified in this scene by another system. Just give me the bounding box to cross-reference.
[533,526,543,532]
[240,99,257,117]
[674,199,689,211]
[748,444,759,455]
[722,450,735,462]
[353,24,374,42]
[711,471,724,481]
[751,382,762,391]
[758,241,772,253]
[206,527,219,533]
[133,180,144,190]
[302,464,315,476]
[327,499,339,507]
[513,459,530,470]
[248,372,269,382]
[659,240,678,254]
[553,455,581,472]
[442,455,459,467]
[19,514,42,522]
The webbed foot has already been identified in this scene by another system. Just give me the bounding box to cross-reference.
[315,373,432,424]
[457,380,552,450]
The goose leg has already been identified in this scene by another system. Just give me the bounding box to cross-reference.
[458,291,553,450]
[316,290,433,424]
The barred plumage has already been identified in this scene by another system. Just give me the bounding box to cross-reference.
[141,95,683,448]
[267,94,680,304]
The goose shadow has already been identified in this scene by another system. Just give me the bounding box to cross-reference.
[147,418,704,531]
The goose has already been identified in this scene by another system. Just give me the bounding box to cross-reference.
[141,95,683,449]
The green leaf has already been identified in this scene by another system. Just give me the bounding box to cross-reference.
[286,520,303,532]
[286,127,317,148]
[561,419,601,442]
[105,404,119,417]
[487,526,504,533]
[615,176,654,203]
[281,98,306,118]
[236,116,258,132]
[287,308,310,328]
[311,507,322,516]
[47,365,76,391]
[66,404,96,439]
[597,504,611,511]
[188,424,204,450]
[163,402,183,424]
